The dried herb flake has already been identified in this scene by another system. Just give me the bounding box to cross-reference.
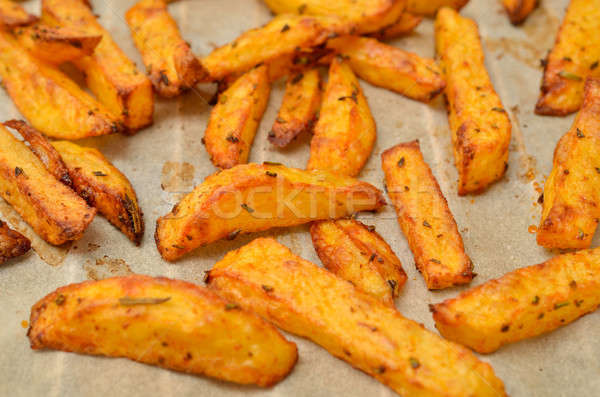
[119,296,171,305]
[559,71,582,81]
[409,357,420,369]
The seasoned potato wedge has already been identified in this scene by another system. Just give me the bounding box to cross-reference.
[0,219,30,264]
[0,30,121,140]
[382,141,474,290]
[126,0,205,97]
[0,0,37,27]
[269,69,321,147]
[42,0,154,132]
[535,0,600,116]
[502,0,538,25]
[204,65,270,169]
[537,78,600,249]
[327,36,445,102]
[200,14,353,81]
[407,0,469,16]
[0,125,95,245]
[155,163,385,261]
[307,57,376,177]
[311,219,407,305]
[51,141,144,245]
[432,248,600,354]
[28,275,298,386]
[207,238,507,397]
[368,12,423,40]
[435,8,511,195]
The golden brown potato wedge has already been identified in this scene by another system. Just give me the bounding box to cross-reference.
[51,141,144,245]
[307,57,376,177]
[311,219,407,305]
[0,0,37,28]
[0,125,96,245]
[327,36,445,102]
[535,0,600,116]
[28,274,298,386]
[0,219,30,264]
[368,12,423,40]
[407,0,469,16]
[382,141,474,290]
[207,238,507,397]
[126,0,205,97]
[269,69,321,147]
[204,65,270,169]
[155,163,385,261]
[435,7,511,195]
[502,0,538,25]
[42,0,154,132]
[432,248,600,354]
[537,78,600,249]
[0,30,121,140]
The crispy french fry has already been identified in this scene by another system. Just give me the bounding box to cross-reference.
[537,78,600,249]
[432,248,600,354]
[0,125,95,245]
[435,7,511,195]
[126,0,205,97]
[28,275,298,386]
[51,141,145,245]
[42,0,154,132]
[382,141,474,290]
[368,12,423,40]
[155,163,385,261]
[0,0,37,28]
[535,0,600,116]
[502,0,538,25]
[311,219,407,304]
[407,0,469,16]
[0,219,30,264]
[0,30,121,140]
[269,69,321,147]
[207,238,507,397]
[327,36,445,102]
[307,57,376,177]
[204,65,270,169]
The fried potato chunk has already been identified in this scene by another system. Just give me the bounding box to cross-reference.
[269,69,321,147]
[368,13,423,40]
[0,30,121,140]
[502,0,538,25]
[0,0,37,28]
[406,0,469,16]
[155,163,385,261]
[0,219,30,264]
[327,36,445,102]
[307,57,376,177]
[207,238,507,397]
[51,141,145,245]
[0,125,95,245]
[311,219,407,305]
[537,78,600,249]
[28,275,298,386]
[535,0,600,116]
[382,141,474,290]
[435,7,511,195]
[204,65,270,169]
[432,248,600,354]
[42,0,154,132]
[126,0,205,97]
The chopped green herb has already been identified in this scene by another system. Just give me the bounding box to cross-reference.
[430,258,441,264]
[576,128,585,138]
[409,357,420,369]
[55,294,66,305]
[397,157,405,167]
[93,171,107,177]
[119,296,171,305]
[225,303,240,310]
[554,302,569,310]
[265,171,278,177]
[241,203,254,213]
[14,167,23,177]
[423,220,431,228]
[262,285,274,292]
[226,134,239,143]
[559,71,582,81]
[532,295,540,305]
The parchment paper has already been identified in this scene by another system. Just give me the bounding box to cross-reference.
[1,1,598,396]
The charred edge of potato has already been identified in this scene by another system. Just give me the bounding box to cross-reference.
[0,0,38,28]
[503,0,538,25]
[368,13,423,40]
[0,219,30,264]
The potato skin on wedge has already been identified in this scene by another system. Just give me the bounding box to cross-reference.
[0,219,30,264]
[502,0,538,25]
[407,0,469,16]
[368,13,423,40]
[207,238,507,397]
[0,0,37,28]
[382,141,474,290]
[432,248,600,354]
[28,275,297,386]
[537,78,600,249]
[155,163,385,261]
[435,7,511,195]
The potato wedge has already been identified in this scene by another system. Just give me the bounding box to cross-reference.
[51,141,144,245]
[307,57,376,177]
[537,78,600,249]
[535,0,600,116]
[207,238,507,397]
[42,0,154,132]
[368,13,423,40]
[204,65,270,169]
[435,7,511,195]
[200,14,353,81]
[407,0,469,16]
[126,0,205,97]
[0,219,30,264]
[327,36,445,102]
[28,274,297,386]
[382,141,474,290]
[0,125,95,245]
[502,0,538,25]
[0,30,121,140]
[155,163,385,261]
[311,219,407,305]
[432,248,600,354]
[0,0,37,28]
